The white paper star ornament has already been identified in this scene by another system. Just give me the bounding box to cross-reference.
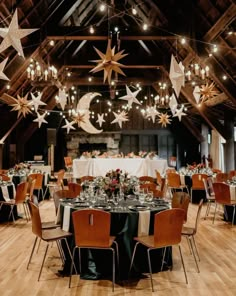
[169,94,178,115]
[30,92,46,112]
[169,55,185,98]
[118,85,141,108]
[57,89,67,110]
[193,85,201,103]
[173,105,186,121]
[0,58,9,81]
[0,9,38,57]
[111,111,129,128]
[96,113,105,127]
[146,106,159,123]
[33,112,48,128]
[62,119,76,134]
[158,113,172,128]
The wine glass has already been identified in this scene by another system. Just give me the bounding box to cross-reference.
[113,194,119,211]
[90,194,97,208]
[139,192,146,205]
[133,185,140,200]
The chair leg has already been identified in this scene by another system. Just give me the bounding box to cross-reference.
[27,237,38,269]
[38,243,49,281]
[42,187,48,200]
[69,247,77,288]
[188,237,200,273]
[64,238,78,275]
[192,236,200,262]
[8,205,15,223]
[129,242,139,274]
[204,201,210,219]
[178,245,188,284]
[232,205,236,226]
[147,248,154,292]
[113,241,120,279]
[161,247,166,271]
[213,203,217,224]
[111,248,115,292]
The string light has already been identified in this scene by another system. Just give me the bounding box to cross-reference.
[99,3,106,12]
[89,26,95,34]
[132,7,137,15]
[142,23,148,31]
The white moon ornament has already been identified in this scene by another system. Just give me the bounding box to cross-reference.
[75,92,103,134]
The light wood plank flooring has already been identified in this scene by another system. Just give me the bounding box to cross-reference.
[1,200,236,296]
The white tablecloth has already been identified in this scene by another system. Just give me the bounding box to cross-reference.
[73,158,168,179]
[230,185,236,200]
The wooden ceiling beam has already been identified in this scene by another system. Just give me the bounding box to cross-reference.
[47,35,177,41]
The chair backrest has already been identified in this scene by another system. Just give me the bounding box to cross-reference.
[72,209,111,248]
[53,189,72,214]
[56,169,65,186]
[166,168,176,174]
[215,172,229,183]
[212,168,221,174]
[28,179,36,201]
[15,182,28,204]
[0,173,10,181]
[28,173,44,190]
[166,172,181,187]
[140,182,157,193]
[139,176,155,183]
[64,156,72,168]
[0,169,8,174]
[27,201,42,238]
[191,174,208,189]
[154,208,185,246]
[203,177,214,200]
[229,170,236,180]
[68,182,82,197]
[212,182,231,204]
[153,189,163,198]
[172,191,190,222]
[80,175,94,183]
[192,199,204,235]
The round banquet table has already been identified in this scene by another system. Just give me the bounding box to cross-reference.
[56,197,172,280]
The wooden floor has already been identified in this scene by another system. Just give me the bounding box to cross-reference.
[1,200,236,296]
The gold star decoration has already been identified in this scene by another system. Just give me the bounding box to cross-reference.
[90,39,128,84]
[72,110,90,128]
[157,113,172,128]
[10,93,32,118]
[198,82,218,103]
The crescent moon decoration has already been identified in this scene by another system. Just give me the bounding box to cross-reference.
[75,92,103,134]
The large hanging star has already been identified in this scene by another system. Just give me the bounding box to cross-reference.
[62,119,76,134]
[33,112,48,128]
[173,105,186,121]
[96,113,105,127]
[193,85,201,104]
[10,93,32,118]
[0,9,38,57]
[111,111,129,128]
[0,58,9,81]
[169,94,178,115]
[30,92,46,112]
[146,106,159,123]
[118,85,141,108]
[57,89,67,110]
[198,82,218,103]
[169,55,185,98]
[158,113,172,128]
[90,39,128,84]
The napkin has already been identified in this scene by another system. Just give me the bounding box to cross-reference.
[1,186,11,201]
[137,210,150,237]
[62,205,71,232]
[230,185,236,200]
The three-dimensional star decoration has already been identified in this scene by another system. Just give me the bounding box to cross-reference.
[193,85,201,104]
[0,57,9,81]
[57,89,67,110]
[90,39,128,84]
[72,110,90,128]
[96,113,105,127]
[10,93,32,118]
[0,9,38,58]
[157,113,172,128]
[30,92,46,112]
[169,94,178,115]
[33,112,48,128]
[169,54,185,98]
[118,85,141,108]
[173,105,187,121]
[62,119,76,134]
[198,82,218,103]
[111,111,129,129]
[146,106,159,123]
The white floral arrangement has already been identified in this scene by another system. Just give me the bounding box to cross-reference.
[179,163,213,176]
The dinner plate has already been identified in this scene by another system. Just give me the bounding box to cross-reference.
[128,205,149,211]
[94,204,111,211]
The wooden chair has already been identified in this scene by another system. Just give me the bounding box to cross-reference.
[0,181,28,222]
[64,156,73,172]
[166,168,176,174]
[191,174,208,203]
[43,169,65,200]
[229,170,236,180]
[140,182,157,192]
[80,175,94,183]
[212,182,236,226]
[27,201,76,281]
[68,182,82,197]
[53,189,72,215]
[0,169,8,174]
[203,177,215,219]
[129,208,187,292]
[28,173,44,200]
[166,172,189,196]
[171,191,190,223]
[212,168,221,174]
[215,172,229,183]
[69,209,119,292]
[0,173,11,181]
[139,176,156,183]
[181,199,204,273]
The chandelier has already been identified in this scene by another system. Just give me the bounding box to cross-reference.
[185,62,210,84]
[26,58,58,85]
[154,81,172,109]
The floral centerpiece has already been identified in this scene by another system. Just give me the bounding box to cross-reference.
[179,163,213,176]
[8,162,31,175]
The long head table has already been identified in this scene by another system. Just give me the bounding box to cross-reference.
[73,158,168,179]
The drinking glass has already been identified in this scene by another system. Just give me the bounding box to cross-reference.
[113,194,119,210]
[90,194,97,208]
[139,192,146,205]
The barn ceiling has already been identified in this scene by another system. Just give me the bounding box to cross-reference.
[0,0,235,143]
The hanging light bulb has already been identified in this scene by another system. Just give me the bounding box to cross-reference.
[89,26,95,34]
[132,7,137,15]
